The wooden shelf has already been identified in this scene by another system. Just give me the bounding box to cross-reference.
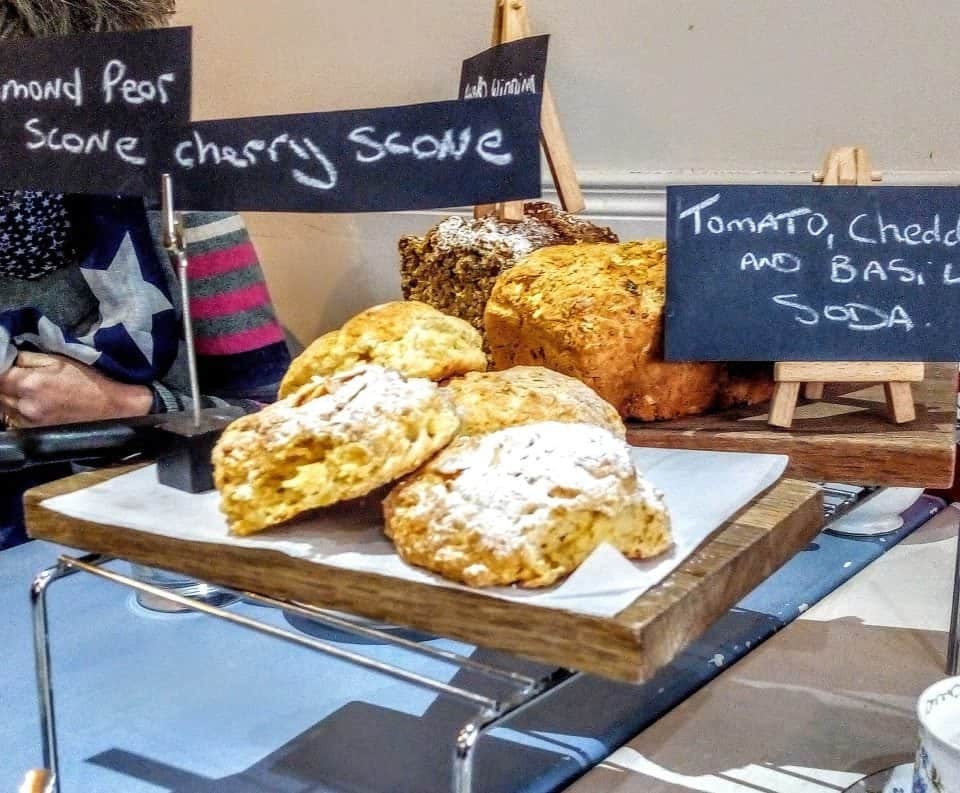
[627,363,957,488]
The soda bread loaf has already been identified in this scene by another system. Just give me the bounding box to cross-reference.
[279,300,485,398]
[384,421,671,588]
[214,364,460,536]
[399,202,617,345]
[484,241,773,421]
[445,366,626,439]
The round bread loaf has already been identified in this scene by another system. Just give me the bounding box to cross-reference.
[384,421,671,588]
[484,241,773,421]
[214,364,460,536]
[279,300,486,398]
[445,366,626,439]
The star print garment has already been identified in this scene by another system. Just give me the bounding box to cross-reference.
[0,195,179,382]
[0,190,77,281]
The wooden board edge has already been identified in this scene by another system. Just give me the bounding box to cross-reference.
[626,481,823,679]
[24,474,821,683]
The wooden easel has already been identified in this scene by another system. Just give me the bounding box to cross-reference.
[767,146,925,428]
[474,0,585,221]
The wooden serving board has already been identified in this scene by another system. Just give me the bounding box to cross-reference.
[627,363,957,488]
[25,468,821,683]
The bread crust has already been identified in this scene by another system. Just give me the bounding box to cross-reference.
[485,241,773,421]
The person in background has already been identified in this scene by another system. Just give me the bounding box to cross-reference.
[0,0,292,548]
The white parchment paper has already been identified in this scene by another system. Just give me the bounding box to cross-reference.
[41,447,787,617]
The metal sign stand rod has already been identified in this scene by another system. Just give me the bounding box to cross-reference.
[160,174,201,429]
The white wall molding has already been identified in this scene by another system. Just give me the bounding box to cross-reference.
[539,168,960,221]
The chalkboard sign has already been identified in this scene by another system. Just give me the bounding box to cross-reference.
[0,27,191,197]
[0,29,544,213]
[459,35,548,100]
[665,185,960,362]
[160,95,543,212]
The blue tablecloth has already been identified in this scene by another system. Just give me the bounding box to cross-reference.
[0,496,943,792]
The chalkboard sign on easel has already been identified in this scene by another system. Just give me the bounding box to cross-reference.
[471,0,583,221]
[664,147,950,427]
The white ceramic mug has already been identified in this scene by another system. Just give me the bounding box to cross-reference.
[915,677,960,792]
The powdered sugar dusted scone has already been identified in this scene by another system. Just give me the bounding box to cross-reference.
[384,421,670,588]
[215,364,460,536]
[279,301,486,397]
[445,366,626,440]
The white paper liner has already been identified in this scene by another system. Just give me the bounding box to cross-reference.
[41,447,787,617]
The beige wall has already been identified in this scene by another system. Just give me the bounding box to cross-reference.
[172,0,960,343]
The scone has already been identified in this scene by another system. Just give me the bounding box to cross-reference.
[279,301,486,398]
[485,241,774,421]
[384,421,670,588]
[214,364,460,536]
[445,366,626,439]
[399,202,618,345]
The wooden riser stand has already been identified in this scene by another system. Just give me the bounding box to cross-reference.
[475,0,585,222]
[768,147,924,428]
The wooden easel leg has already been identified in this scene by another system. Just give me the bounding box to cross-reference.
[803,382,824,400]
[769,382,801,428]
[884,382,916,423]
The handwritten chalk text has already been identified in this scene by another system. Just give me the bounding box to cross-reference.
[773,294,914,331]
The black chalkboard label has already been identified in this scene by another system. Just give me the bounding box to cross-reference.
[0,27,191,197]
[159,95,543,212]
[459,35,549,100]
[665,185,960,362]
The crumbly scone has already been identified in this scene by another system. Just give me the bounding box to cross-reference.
[384,421,671,588]
[279,300,486,397]
[445,366,626,439]
[399,202,618,345]
[484,241,773,421]
[214,364,460,536]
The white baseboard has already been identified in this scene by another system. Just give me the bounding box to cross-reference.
[540,168,960,221]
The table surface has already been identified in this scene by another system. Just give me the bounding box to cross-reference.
[627,362,958,488]
[24,465,822,682]
[564,502,958,792]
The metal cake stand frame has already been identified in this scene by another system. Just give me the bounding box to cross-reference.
[31,553,579,793]
[30,484,960,792]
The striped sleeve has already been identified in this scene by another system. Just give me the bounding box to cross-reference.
[180,212,291,403]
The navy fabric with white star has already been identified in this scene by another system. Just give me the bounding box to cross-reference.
[0,195,179,385]
[0,190,76,281]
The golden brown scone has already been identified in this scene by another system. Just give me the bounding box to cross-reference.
[384,421,671,588]
[484,241,773,421]
[445,366,626,439]
[214,364,460,536]
[279,301,486,397]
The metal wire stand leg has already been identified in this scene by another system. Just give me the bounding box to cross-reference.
[35,555,579,793]
[31,554,111,793]
[453,668,576,793]
[947,526,960,675]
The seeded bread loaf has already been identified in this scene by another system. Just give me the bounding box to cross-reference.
[399,202,617,344]
[484,241,774,421]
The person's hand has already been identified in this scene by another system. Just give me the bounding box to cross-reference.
[0,352,152,428]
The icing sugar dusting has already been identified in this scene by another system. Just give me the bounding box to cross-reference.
[432,215,546,258]
[258,364,444,448]
[409,421,665,552]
